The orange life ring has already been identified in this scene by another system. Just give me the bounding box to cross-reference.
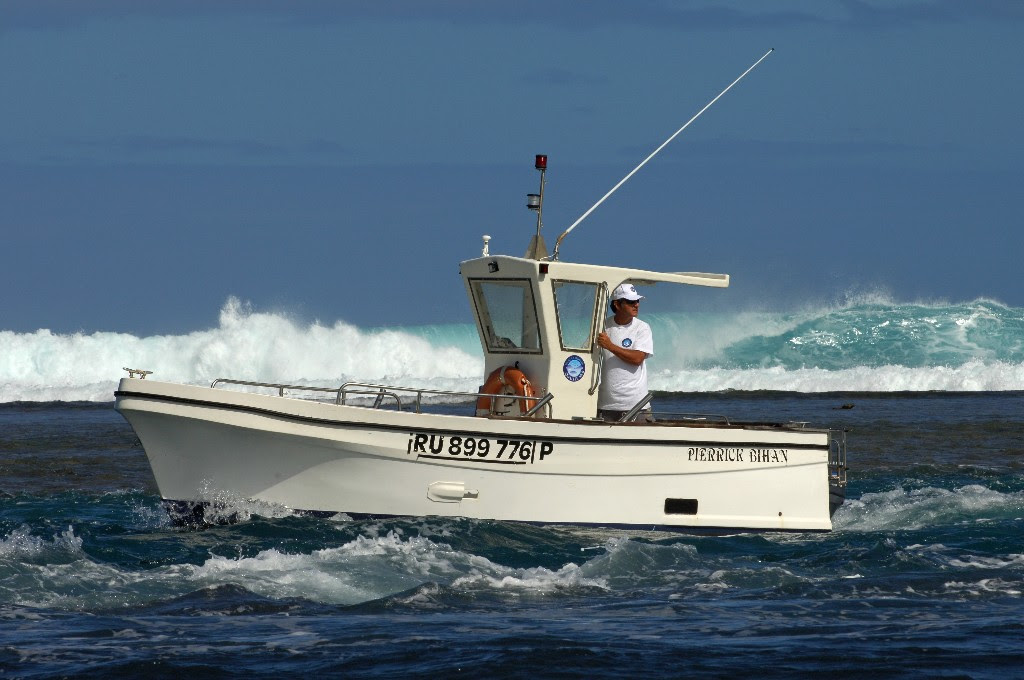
[475,365,537,417]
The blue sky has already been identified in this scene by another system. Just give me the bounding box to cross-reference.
[2,1,1022,335]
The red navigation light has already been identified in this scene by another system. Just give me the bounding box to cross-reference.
[535,154,547,170]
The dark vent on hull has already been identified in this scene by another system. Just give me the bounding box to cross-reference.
[664,498,698,515]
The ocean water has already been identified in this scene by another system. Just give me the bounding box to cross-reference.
[2,298,1024,677]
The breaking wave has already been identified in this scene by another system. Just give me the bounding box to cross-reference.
[2,295,1022,402]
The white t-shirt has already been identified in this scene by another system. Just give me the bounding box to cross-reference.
[597,316,654,411]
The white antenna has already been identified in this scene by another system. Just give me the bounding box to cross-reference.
[550,48,774,261]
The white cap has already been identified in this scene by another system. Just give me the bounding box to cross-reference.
[611,283,644,301]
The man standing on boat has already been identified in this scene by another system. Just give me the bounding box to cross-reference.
[597,283,654,422]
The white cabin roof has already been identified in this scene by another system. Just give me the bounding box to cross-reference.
[460,255,729,290]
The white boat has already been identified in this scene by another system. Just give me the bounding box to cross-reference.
[116,52,847,532]
[116,151,847,533]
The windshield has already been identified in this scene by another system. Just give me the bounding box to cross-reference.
[469,279,542,353]
[553,280,600,351]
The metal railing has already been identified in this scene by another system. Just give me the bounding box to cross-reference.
[524,392,555,417]
[829,429,848,487]
[652,412,732,425]
[209,378,552,418]
[620,392,655,422]
[211,378,339,398]
[588,282,610,397]
[339,381,552,418]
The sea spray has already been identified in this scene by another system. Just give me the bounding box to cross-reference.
[0,296,483,402]
[2,296,1023,401]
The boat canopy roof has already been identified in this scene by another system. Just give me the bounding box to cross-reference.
[461,255,729,290]
[550,261,729,289]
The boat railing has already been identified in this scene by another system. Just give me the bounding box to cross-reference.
[208,378,553,417]
[523,392,555,417]
[587,283,610,397]
[652,412,732,425]
[621,392,655,422]
[339,381,554,418]
[211,378,344,399]
[829,429,848,487]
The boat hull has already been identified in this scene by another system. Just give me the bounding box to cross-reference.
[116,379,839,532]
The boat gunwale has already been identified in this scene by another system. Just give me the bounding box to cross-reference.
[115,388,832,450]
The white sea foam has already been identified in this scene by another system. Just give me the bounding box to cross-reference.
[0,525,605,610]
[3,296,1023,401]
[190,480,296,524]
[649,359,1024,393]
[0,525,82,561]
[943,578,1023,597]
[0,297,483,402]
[947,554,1024,570]
[835,484,1024,532]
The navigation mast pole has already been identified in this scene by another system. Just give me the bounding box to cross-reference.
[525,154,548,259]
[550,48,774,261]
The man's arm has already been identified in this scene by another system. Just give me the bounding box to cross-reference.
[597,332,648,366]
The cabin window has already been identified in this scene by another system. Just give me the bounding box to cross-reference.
[469,278,542,353]
[553,281,600,351]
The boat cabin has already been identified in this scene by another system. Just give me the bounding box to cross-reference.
[460,246,729,421]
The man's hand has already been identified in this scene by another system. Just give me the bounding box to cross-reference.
[597,331,647,366]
